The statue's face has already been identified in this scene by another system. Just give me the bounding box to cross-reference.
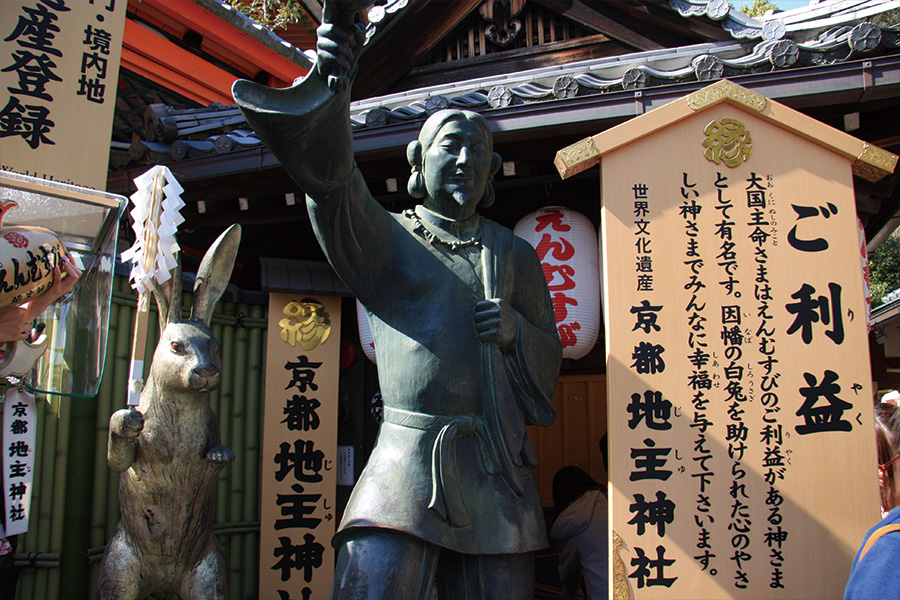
[422,118,492,217]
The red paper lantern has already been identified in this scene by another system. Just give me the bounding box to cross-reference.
[514,206,601,360]
[339,337,357,371]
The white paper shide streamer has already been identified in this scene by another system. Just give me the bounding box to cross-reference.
[121,166,185,294]
[120,166,185,405]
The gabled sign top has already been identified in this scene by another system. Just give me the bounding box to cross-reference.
[555,79,898,183]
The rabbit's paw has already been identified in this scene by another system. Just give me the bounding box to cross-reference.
[206,445,235,465]
[110,408,144,439]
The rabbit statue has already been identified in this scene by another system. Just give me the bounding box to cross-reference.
[98,224,241,600]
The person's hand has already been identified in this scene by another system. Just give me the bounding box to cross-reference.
[474,298,520,351]
[23,256,82,320]
[0,305,34,343]
[0,256,82,343]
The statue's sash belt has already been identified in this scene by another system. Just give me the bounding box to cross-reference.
[383,406,496,529]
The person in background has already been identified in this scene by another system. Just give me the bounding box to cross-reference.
[845,401,900,599]
[551,466,608,600]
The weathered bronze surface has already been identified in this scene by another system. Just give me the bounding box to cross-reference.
[234,2,561,597]
[98,224,241,600]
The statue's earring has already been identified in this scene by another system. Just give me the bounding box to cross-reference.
[408,168,426,198]
[406,140,426,198]
[480,180,496,208]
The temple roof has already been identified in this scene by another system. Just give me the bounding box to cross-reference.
[107,0,900,286]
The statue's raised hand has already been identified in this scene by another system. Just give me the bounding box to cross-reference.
[317,1,370,93]
[475,298,521,352]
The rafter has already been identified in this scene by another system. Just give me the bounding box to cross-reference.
[352,0,484,99]
[533,0,664,51]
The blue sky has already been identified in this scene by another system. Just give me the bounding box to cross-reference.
[769,0,818,10]
[733,0,825,14]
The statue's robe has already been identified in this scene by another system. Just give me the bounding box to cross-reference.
[234,72,562,554]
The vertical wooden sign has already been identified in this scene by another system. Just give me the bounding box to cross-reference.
[556,80,898,599]
[261,294,341,600]
[1,0,127,190]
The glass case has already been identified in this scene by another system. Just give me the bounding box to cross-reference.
[0,170,124,398]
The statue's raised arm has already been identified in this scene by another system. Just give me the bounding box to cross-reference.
[232,1,371,198]
[233,2,392,299]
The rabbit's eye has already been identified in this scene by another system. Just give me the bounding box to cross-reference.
[170,342,184,353]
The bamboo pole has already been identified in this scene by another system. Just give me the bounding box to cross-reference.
[235,313,251,596]
[40,394,58,599]
[244,302,264,598]
[217,314,240,595]
[229,317,245,524]
[106,296,135,549]
[212,317,228,528]
[98,295,132,518]
[93,285,128,550]
[59,394,98,598]
[89,299,121,594]
[47,395,71,599]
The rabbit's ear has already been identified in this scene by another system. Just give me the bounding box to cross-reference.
[191,224,241,325]
[149,252,183,326]
[148,279,169,331]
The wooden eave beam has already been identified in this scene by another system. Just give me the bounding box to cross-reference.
[352,0,483,100]
[134,0,308,86]
[123,19,237,105]
[121,48,232,106]
[533,0,665,52]
[613,1,733,43]
[402,33,624,90]
[127,2,270,85]
[299,0,323,25]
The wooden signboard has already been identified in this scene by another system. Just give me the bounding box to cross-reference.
[1,0,127,190]
[556,80,898,599]
[261,294,342,600]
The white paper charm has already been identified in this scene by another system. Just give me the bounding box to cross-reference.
[2,387,37,536]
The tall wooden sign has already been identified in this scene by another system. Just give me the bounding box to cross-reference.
[556,80,898,599]
[1,0,127,190]
[261,294,341,600]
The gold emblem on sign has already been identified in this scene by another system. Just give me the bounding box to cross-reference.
[702,117,752,167]
[613,530,631,600]
[279,299,332,350]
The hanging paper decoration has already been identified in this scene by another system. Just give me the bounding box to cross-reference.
[120,166,185,405]
[514,206,601,360]
[121,166,185,293]
[356,299,377,364]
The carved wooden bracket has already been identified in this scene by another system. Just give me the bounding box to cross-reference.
[479,0,526,47]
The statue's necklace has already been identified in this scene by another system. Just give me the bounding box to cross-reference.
[403,209,482,252]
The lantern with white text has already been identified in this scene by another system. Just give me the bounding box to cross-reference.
[356,299,377,364]
[514,206,600,359]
